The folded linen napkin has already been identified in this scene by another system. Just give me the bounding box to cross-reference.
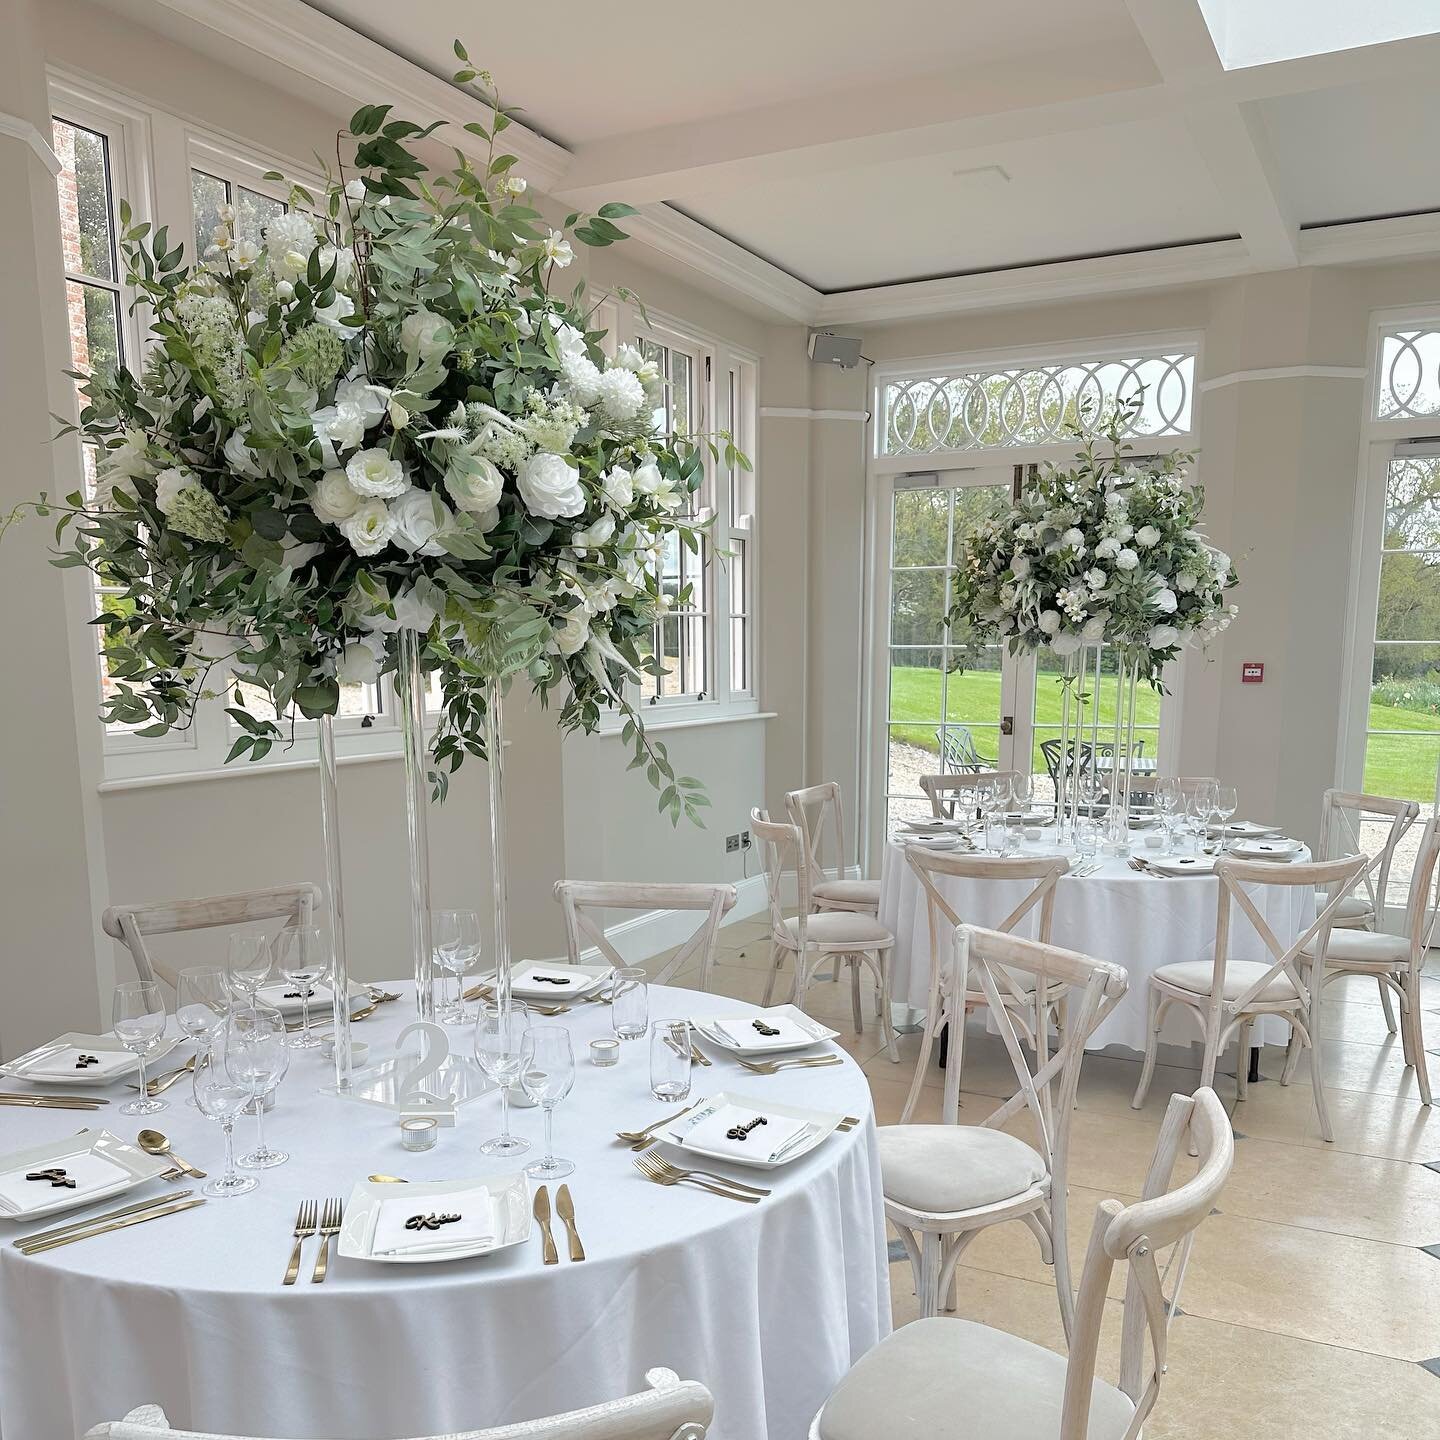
[704,1014,817,1053]
[370,1189,497,1256]
[0,1150,132,1214]
[14,1045,135,1081]
[679,1103,813,1162]
[513,965,588,991]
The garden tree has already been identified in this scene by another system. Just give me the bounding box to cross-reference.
[1374,537,1440,676]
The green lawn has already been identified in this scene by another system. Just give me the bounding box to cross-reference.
[889,665,1440,801]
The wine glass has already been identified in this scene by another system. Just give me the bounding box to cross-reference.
[192,1031,257,1198]
[226,1006,290,1169]
[1214,786,1239,850]
[1010,772,1034,815]
[473,1001,531,1156]
[176,967,229,1106]
[432,909,482,1025]
[226,934,272,1003]
[1155,777,1181,850]
[275,926,330,1049]
[521,1026,576,1181]
[112,980,169,1116]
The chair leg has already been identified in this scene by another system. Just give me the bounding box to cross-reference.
[1235,1018,1253,1102]
[793,948,814,1012]
[1281,1021,1303,1086]
[1404,975,1433,1105]
[762,941,784,1008]
[1378,975,1399,1034]
[1021,1206,1054,1265]
[1131,985,1165,1109]
[849,955,864,1035]
[1192,1021,1223,1157]
[919,1232,943,1318]
[1395,978,1416,1068]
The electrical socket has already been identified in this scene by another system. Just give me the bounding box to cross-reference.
[741,830,751,850]
[725,833,741,854]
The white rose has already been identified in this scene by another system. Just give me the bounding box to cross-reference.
[1149,625,1179,650]
[553,607,591,656]
[223,430,262,477]
[311,469,361,523]
[154,466,197,516]
[337,635,385,685]
[571,512,616,554]
[1061,527,1085,549]
[338,499,396,556]
[314,291,355,330]
[595,367,645,422]
[326,401,367,454]
[1135,525,1161,548]
[1051,632,1084,656]
[601,466,634,509]
[1095,536,1121,561]
[1084,567,1106,591]
[346,448,409,499]
[444,455,504,513]
[1011,554,1031,579]
[632,460,663,496]
[334,377,389,428]
[317,244,355,288]
[390,487,451,556]
[1082,615,1107,641]
[1152,586,1178,614]
[1037,610,1062,635]
[400,309,454,362]
[1115,548,1140,571]
[517,452,584,519]
[345,178,367,202]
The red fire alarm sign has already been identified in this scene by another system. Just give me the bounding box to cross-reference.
[1242,662,1264,683]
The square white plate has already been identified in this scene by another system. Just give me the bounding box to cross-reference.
[0,1129,172,1221]
[508,963,612,1000]
[1148,855,1217,876]
[338,1174,531,1264]
[694,1006,838,1056]
[901,819,962,834]
[1210,820,1284,838]
[253,980,371,1020]
[0,1031,179,1087]
[1232,838,1302,861]
[904,835,962,851]
[662,1092,844,1170]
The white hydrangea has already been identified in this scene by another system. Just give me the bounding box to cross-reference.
[1115,547,1140,571]
[264,211,319,281]
[595,366,645,422]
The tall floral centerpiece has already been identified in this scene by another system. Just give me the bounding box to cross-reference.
[948,399,1237,848]
[12,51,736,1089]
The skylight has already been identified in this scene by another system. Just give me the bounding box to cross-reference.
[1197,0,1440,70]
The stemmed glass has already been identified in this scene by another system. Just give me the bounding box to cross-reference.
[275,926,330,1049]
[112,980,169,1116]
[192,1031,257,1197]
[522,1026,576,1181]
[226,934,272,1003]
[433,909,482,1025]
[1154,777,1181,851]
[473,1001,531,1156]
[227,1006,290,1169]
[1213,786,1239,851]
[175,966,229,1106]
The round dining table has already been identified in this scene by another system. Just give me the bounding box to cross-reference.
[0,983,887,1440]
[879,829,1315,1051]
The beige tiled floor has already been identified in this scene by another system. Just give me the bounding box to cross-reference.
[647,917,1440,1438]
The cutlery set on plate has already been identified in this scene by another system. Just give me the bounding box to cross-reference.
[283,1196,344,1284]
[532,1183,583,1264]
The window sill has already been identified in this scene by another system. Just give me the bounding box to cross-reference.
[593,709,776,738]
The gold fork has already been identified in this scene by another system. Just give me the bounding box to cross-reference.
[310,1196,342,1283]
[283,1199,317,1286]
[632,1153,761,1203]
[735,1055,845,1075]
[638,1153,772,1197]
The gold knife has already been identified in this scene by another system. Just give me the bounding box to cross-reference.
[19,1195,206,1254]
[14,1189,196,1250]
[0,1095,109,1109]
[555,1184,585,1262]
[532,1184,559,1265]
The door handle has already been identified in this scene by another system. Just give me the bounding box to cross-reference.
[1001,716,1014,736]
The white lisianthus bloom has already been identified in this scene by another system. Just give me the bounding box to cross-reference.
[1082,615,1107,642]
[311,469,361,524]
[1115,547,1140,571]
[444,455,504,513]
[601,465,634,509]
[517,452,584,519]
[1038,609,1062,635]
[1175,570,1197,592]
[344,178,367,201]
[1149,624,1179,650]
[338,499,395,556]
[326,401,367,454]
[346,448,409,499]
[154,466,197,515]
[595,366,645,422]
[632,459,664,496]
[553,606,591,656]
[337,635,385,685]
[390,487,451,556]
[1084,567,1106,591]
[232,238,260,268]
[399,309,454,363]
[222,430,262,478]
[1152,586,1178,614]
[541,229,574,267]
[334,377,389,429]
[1061,527,1085,550]
[387,397,411,430]
[95,427,150,503]
[571,512,616,555]
[613,343,647,372]
[1051,632,1084,657]
[314,291,355,330]
[1135,524,1161,549]
[317,244,355,288]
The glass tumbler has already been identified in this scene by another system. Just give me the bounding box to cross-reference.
[649,1019,693,1101]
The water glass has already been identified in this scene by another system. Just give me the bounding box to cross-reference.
[1155,777,1181,849]
[611,967,649,1040]
[275,926,331,1049]
[473,1001,531,1156]
[176,966,228,1105]
[522,1026,576,1180]
[226,933,272,1002]
[432,908,482,1025]
[226,1006,290,1169]
[112,980,169,1116]
[192,1033,257,1198]
[650,1019,693,1101]
[1214,786,1239,849]
[1075,818,1100,864]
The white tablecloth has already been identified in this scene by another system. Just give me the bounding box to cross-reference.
[0,985,887,1440]
[879,833,1315,1050]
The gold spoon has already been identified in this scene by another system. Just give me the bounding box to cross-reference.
[368,1174,408,1184]
[137,1129,207,1179]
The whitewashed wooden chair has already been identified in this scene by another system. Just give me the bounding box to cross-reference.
[1316,789,1419,1030]
[553,880,736,991]
[901,848,1071,1122]
[102,884,322,988]
[751,808,899,1059]
[1131,852,1369,1141]
[1176,776,1221,798]
[881,924,1127,1337]
[786,781,880,916]
[1299,814,1439,1107]
[920,769,1020,820]
[84,1370,714,1439]
[811,1088,1233,1440]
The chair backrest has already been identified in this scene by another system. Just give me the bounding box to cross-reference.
[1210,853,1370,1018]
[1060,1089,1233,1440]
[553,881,736,990]
[919,769,1019,818]
[935,725,991,772]
[85,1369,714,1440]
[751,807,810,945]
[785,781,849,896]
[1176,776,1220,797]
[1318,788,1420,922]
[1040,738,1093,789]
[101,884,322,987]
[1398,814,1440,959]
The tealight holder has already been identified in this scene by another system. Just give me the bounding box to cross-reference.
[589,1038,620,1068]
[399,1116,438,1152]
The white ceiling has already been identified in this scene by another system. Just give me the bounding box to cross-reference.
[274,0,1440,303]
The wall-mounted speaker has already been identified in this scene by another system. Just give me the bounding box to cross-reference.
[807,330,863,369]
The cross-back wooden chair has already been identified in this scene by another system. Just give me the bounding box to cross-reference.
[102,884,322,988]
[785,781,880,916]
[86,1370,714,1440]
[1300,814,1439,1107]
[751,808,899,1059]
[919,768,1020,819]
[879,923,1126,1336]
[1317,789,1419,1029]
[1176,776,1221,799]
[901,847,1071,1122]
[811,1088,1233,1440]
[552,880,736,991]
[1131,852,1370,1141]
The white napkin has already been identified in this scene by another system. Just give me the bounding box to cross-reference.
[705,1014,815,1052]
[14,1046,134,1081]
[255,981,331,1011]
[513,965,587,992]
[679,1103,813,1162]
[370,1190,496,1256]
[0,1151,131,1214]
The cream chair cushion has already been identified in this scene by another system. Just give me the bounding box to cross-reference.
[780,912,892,948]
[813,879,882,909]
[1332,894,1374,924]
[1300,930,1409,968]
[878,1125,1046,1213]
[1154,959,1298,1003]
[815,1316,1135,1440]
